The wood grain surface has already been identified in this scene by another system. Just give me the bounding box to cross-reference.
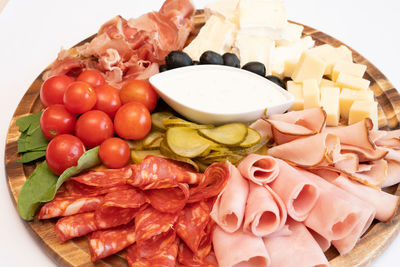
[5,10,400,267]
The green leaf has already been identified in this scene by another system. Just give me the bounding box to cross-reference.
[17,131,27,153]
[25,127,48,151]
[17,147,101,221]
[17,151,46,163]
[16,112,42,133]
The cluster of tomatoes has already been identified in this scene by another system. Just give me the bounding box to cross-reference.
[40,69,158,175]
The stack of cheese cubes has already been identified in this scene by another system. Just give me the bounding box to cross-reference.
[287,44,378,128]
[183,0,314,76]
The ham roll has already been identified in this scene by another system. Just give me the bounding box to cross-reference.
[238,154,279,185]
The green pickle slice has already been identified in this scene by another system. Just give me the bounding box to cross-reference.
[198,123,248,146]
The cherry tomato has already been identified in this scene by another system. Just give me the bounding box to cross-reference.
[40,104,76,140]
[99,137,130,168]
[46,134,86,175]
[75,110,114,148]
[114,102,151,140]
[77,69,106,88]
[93,84,121,118]
[40,75,73,107]
[119,80,158,112]
[63,81,97,114]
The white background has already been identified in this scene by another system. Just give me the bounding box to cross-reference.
[0,0,399,266]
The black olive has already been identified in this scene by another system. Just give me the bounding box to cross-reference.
[165,51,193,69]
[242,62,266,77]
[266,75,286,89]
[159,64,168,72]
[199,51,224,65]
[192,60,200,65]
[222,53,240,68]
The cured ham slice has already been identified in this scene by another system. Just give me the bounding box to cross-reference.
[267,133,341,167]
[382,160,400,188]
[210,162,248,233]
[54,212,98,242]
[145,185,189,213]
[267,120,317,145]
[135,206,178,258]
[38,195,103,219]
[126,239,179,267]
[213,226,270,267]
[263,219,329,267]
[341,144,387,162]
[237,154,279,185]
[372,129,400,148]
[244,183,287,237]
[270,160,320,222]
[89,222,136,262]
[130,156,204,190]
[70,166,133,187]
[95,188,147,229]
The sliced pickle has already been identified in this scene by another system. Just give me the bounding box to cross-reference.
[232,137,269,155]
[151,112,174,131]
[131,149,163,163]
[238,128,261,148]
[126,139,144,150]
[254,143,268,155]
[160,139,199,171]
[142,131,164,147]
[198,151,243,165]
[163,117,214,129]
[166,127,213,158]
[198,123,248,146]
[125,131,164,150]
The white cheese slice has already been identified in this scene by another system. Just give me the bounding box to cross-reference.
[204,0,240,24]
[276,22,304,46]
[183,15,237,61]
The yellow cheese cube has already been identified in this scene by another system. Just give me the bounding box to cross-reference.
[320,86,340,126]
[284,59,298,77]
[349,100,378,129]
[336,72,370,91]
[287,81,303,111]
[332,61,367,82]
[302,79,320,109]
[319,78,336,88]
[339,88,374,120]
[309,44,353,76]
[291,52,326,83]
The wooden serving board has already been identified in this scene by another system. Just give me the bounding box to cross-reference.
[5,10,400,267]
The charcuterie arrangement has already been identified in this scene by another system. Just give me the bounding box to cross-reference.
[12,0,400,266]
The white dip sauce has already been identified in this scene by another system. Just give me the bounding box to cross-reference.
[152,65,288,114]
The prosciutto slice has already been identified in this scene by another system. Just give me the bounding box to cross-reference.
[263,219,329,267]
[210,162,249,233]
[213,226,270,267]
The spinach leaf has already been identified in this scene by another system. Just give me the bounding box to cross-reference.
[17,147,100,221]
[16,112,42,133]
[17,151,46,163]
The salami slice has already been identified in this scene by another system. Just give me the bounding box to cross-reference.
[38,195,103,219]
[88,222,136,262]
[188,162,230,203]
[126,238,179,267]
[95,188,147,229]
[178,242,218,267]
[70,166,133,187]
[61,180,133,197]
[135,206,179,258]
[54,212,97,242]
[145,183,189,213]
[129,156,204,189]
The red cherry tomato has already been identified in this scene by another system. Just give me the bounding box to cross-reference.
[114,102,151,140]
[40,104,76,140]
[119,80,158,112]
[75,110,114,148]
[99,137,130,168]
[40,75,73,107]
[46,134,86,175]
[77,69,106,88]
[63,81,97,114]
[93,84,121,118]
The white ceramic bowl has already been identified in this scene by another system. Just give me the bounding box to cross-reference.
[149,65,294,125]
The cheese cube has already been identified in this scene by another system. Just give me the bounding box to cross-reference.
[291,51,326,83]
[309,44,353,76]
[183,15,237,60]
[287,81,303,111]
[339,88,374,120]
[302,79,320,109]
[205,0,240,24]
[349,100,378,129]
[239,0,286,30]
[320,86,340,126]
[336,72,370,91]
[332,61,367,82]
[234,32,275,74]
[276,22,304,46]
[320,78,336,88]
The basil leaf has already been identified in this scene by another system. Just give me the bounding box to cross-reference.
[17,151,46,163]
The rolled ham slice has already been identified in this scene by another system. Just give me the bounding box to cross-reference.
[210,162,249,233]
[270,159,320,221]
[308,228,331,252]
[267,120,316,145]
[213,226,270,267]
[263,219,329,267]
[237,154,279,185]
[243,183,286,237]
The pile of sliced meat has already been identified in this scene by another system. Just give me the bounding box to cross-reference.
[38,156,228,266]
[43,0,195,87]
